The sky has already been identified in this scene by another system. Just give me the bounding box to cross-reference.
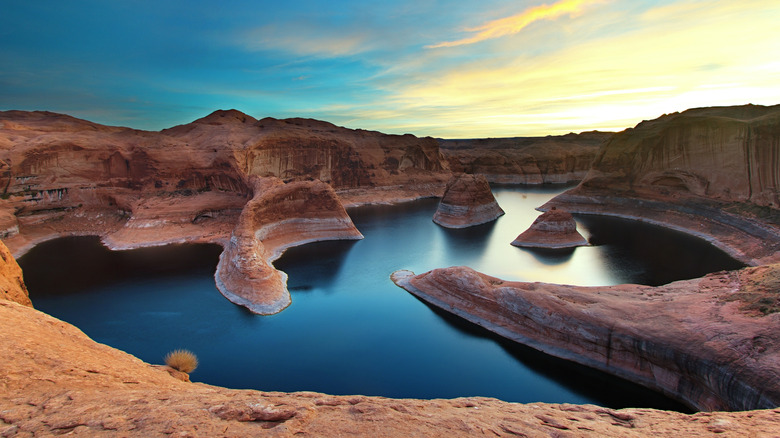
[1,0,779,138]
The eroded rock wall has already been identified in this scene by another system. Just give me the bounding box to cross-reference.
[579,104,780,206]
[0,109,450,255]
[440,131,610,184]
[546,104,780,266]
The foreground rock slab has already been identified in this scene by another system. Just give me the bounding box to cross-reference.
[433,173,504,228]
[3,299,780,437]
[511,207,588,249]
[0,240,30,307]
[392,266,780,412]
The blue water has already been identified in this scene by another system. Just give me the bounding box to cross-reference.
[20,185,743,411]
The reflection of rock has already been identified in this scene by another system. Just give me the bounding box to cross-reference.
[545,104,780,265]
[511,207,588,249]
[0,239,30,307]
[392,266,780,412]
[440,131,611,184]
[215,177,363,314]
[433,174,504,228]
[3,291,779,436]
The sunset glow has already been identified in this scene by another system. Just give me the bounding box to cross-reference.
[1,0,779,137]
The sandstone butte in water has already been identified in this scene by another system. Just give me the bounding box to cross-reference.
[392,265,780,413]
[439,131,612,184]
[432,173,505,228]
[543,104,780,266]
[511,207,588,249]
[2,278,779,436]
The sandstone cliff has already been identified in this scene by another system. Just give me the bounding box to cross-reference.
[0,110,448,313]
[544,104,780,266]
[392,265,780,412]
[440,131,610,184]
[433,173,504,228]
[0,109,449,256]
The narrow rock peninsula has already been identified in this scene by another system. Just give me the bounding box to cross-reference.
[215,177,363,314]
[433,173,504,228]
[391,266,780,412]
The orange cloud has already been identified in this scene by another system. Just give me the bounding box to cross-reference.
[428,0,601,48]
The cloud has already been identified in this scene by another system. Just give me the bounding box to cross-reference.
[240,24,372,57]
[428,0,603,48]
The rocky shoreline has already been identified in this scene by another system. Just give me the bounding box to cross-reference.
[391,266,780,412]
[3,293,779,436]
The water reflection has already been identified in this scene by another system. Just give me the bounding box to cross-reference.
[518,247,577,265]
[576,215,745,286]
[275,240,358,292]
[437,220,498,257]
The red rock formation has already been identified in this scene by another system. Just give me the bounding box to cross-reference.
[392,266,780,412]
[433,174,504,228]
[440,131,611,184]
[215,177,363,314]
[3,297,780,436]
[0,239,30,307]
[511,207,588,249]
[544,104,780,265]
[0,110,446,312]
[0,109,449,257]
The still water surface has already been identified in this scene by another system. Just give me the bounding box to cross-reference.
[21,186,743,411]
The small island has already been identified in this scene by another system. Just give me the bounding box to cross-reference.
[511,207,588,249]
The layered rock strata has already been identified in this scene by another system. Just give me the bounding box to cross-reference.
[3,298,780,437]
[215,177,363,314]
[0,109,450,257]
[0,109,448,313]
[511,207,588,249]
[433,174,504,228]
[544,104,780,265]
[392,266,780,412]
[440,131,611,184]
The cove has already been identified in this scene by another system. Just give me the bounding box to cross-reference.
[20,185,744,411]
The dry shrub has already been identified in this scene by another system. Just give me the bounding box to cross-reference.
[165,349,198,373]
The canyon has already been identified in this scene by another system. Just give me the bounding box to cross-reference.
[439,131,610,184]
[2,105,780,435]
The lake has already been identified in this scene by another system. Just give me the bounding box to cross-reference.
[20,185,744,411]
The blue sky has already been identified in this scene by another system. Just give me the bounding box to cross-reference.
[2,0,779,137]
